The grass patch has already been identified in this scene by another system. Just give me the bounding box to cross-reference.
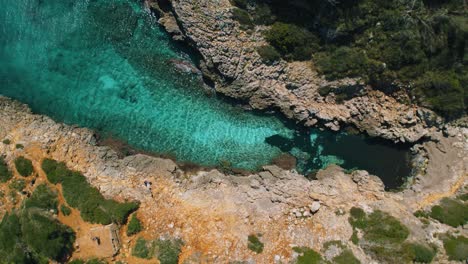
[132,237,153,259]
[14,156,33,177]
[42,159,139,225]
[0,156,12,183]
[292,247,323,264]
[24,184,58,212]
[443,235,468,261]
[333,249,360,264]
[247,234,264,253]
[429,197,468,227]
[126,214,142,236]
[410,243,436,263]
[9,179,26,192]
[155,238,183,264]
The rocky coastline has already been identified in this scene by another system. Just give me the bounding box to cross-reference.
[0,95,466,262]
[147,0,446,144]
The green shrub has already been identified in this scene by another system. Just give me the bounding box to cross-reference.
[2,139,10,144]
[443,235,468,261]
[42,159,139,225]
[42,158,69,184]
[232,8,253,29]
[0,156,12,183]
[126,214,142,236]
[15,144,24,149]
[257,45,281,64]
[14,157,33,177]
[429,197,468,227]
[61,205,72,216]
[333,249,361,264]
[292,247,323,264]
[247,234,264,253]
[265,22,318,61]
[9,179,26,192]
[314,47,374,80]
[409,243,436,263]
[155,238,183,264]
[253,3,275,25]
[24,184,58,212]
[132,237,152,259]
[230,0,248,9]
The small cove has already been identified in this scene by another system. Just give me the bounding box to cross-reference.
[0,0,411,189]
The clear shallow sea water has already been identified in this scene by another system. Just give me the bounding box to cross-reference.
[0,0,411,188]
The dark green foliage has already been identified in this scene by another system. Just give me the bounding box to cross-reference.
[458,193,468,201]
[41,159,139,225]
[292,247,323,264]
[232,8,254,29]
[2,139,10,144]
[361,210,409,244]
[132,237,152,259]
[155,238,183,264]
[0,156,12,183]
[247,234,264,253]
[68,260,85,264]
[69,259,106,264]
[14,156,33,177]
[230,0,248,9]
[414,210,429,218]
[61,204,72,216]
[15,144,24,149]
[126,214,142,236]
[20,210,75,261]
[443,235,468,261]
[265,22,318,61]
[410,243,436,263]
[252,3,275,25]
[257,45,281,64]
[315,47,375,80]
[9,179,26,192]
[41,158,69,184]
[429,197,468,227]
[24,184,58,212]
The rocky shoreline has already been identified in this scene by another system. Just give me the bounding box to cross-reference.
[147,0,446,144]
[0,96,466,263]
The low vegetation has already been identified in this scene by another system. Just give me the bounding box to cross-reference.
[292,247,323,264]
[247,234,264,253]
[9,179,26,192]
[0,183,75,263]
[132,237,183,264]
[0,156,12,183]
[232,8,254,29]
[14,156,33,177]
[443,235,468,261]
[61,204,72,216]
[257,45,281,64]
[349,207,435,263]
[323,240,360,264]
[2,139,10,145]
[429,197,468,227]
[126,214,142,236]
[42,158,139,225]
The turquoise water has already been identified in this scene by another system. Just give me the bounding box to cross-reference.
[0,0,411,188]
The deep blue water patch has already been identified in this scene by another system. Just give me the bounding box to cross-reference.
[0,0,411,188]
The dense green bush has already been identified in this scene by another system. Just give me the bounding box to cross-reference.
[14,156,33,177]
[265,22,318,61]
[443,235,468,261]
[292,247,323,264]
[230,0,248,9]
[232,8,254,29]
[42,159,139,225]
[0,157,12,183]
[429,197,468,227]
[410,243,436,263]
[24,184,58,212]
[2,139,10,144]
[126,214,142,236]
[333,249,360,264]
[15,144,24,149]
[61,204,72,216]
[155,238,183,264]
[247,234,264,253]
[257,45,281,64]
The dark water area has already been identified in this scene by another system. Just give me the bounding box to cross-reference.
[0,0,412,189]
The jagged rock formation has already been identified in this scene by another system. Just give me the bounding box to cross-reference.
[147,0,444,143]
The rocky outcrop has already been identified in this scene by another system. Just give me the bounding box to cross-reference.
[0,96,466,263]
[148,0,443,143]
